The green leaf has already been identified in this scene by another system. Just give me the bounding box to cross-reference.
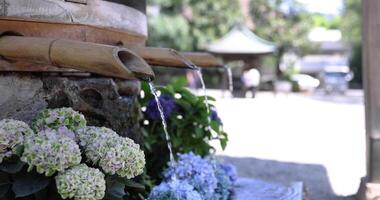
[194,128,203,138]
[0,159,25,174]
[106,180,125,200]
[172,77,187,88]
[220,138,228,150]
[0,172,10,197]
[0,184,10,198]
[12,171,50,197]
[14,145,24,157]
[117,178,145,191]
[0,172,10,185]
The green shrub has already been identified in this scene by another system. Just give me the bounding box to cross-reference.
[139,77,228,185]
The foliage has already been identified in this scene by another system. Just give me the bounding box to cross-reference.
[148,153,236,200]
[283,66,301,92]
[312,14,341,29]
[349,44,362,87]
[341,0,362,87]
[249,0,313,53]
[340,0,362,44]
[249,0,314,77]
[139,77,228,184]
[0,108,146,200]
[147,0,242,51]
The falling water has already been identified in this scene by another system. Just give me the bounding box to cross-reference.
[224,65,234,93]
[148,82,174,162]
[169,49,213,131]
[196,69,212,130]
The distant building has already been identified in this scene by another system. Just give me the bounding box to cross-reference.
[296,27,349,76]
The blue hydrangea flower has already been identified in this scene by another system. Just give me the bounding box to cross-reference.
[220,163,238,183]
[146,95,177,120]
[163,153,217,200]
[147,180,202,200]
[207,159,234,200]
[211,109,223,125]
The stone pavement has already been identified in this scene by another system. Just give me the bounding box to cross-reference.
[208,90,365,200]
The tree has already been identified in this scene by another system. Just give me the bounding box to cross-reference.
[249,0,313,77]
[147,0,242,51]
[341,0,362,44]
[340,0,362,87]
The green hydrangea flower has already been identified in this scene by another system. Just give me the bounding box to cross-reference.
[56,164,106,200]
[0,119,33,162]
[32,108,86,132]
[78,126,145,178]
[21,129,82,176]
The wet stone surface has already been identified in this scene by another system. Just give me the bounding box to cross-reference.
[0,73,143,144]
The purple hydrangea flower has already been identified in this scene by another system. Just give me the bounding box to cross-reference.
[211,109,223,125]
[220,163,238,183]
[146,95,177,120]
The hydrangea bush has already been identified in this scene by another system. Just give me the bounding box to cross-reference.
[0,108,146,200]
[21,129,82,176]
[32,107,86,132]
[0,119,32,162]
[149,152,237,200]
[56,164,106,200]
[78,126,145,179]
[207,158,237,200]
[164,153,217,199]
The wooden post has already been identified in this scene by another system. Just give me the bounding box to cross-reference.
[359,0,380,199]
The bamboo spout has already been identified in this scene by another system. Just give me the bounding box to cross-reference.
[0,36,155,80]
[129,47,224,69]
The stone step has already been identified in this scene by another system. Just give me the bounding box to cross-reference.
[233,178,303,200]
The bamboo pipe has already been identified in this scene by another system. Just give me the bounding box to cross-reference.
[0,36,155,81]
[129,47,224,69]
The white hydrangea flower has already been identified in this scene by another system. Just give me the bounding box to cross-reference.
[32,107,86,132]
[21,129,82,176]
[56,164,106,200]
[0,119,33,163]
[78,126,145,178]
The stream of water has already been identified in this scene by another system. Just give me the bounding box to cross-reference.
[225,65,234,93]
[196,69,212,131]
[148,82,175,162]
[168,50,213,131]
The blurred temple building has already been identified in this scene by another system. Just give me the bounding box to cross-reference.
[295,27,350,77]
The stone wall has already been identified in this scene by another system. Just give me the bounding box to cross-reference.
[0,73,143,143]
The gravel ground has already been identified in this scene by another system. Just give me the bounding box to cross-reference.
[207,90,366,200]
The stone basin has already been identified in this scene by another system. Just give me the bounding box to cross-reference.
[233,178,303,200]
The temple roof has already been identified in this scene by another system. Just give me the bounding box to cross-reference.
[207,25,277,55]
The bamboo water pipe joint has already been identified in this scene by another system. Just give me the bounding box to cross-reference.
[0,35,155,81]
